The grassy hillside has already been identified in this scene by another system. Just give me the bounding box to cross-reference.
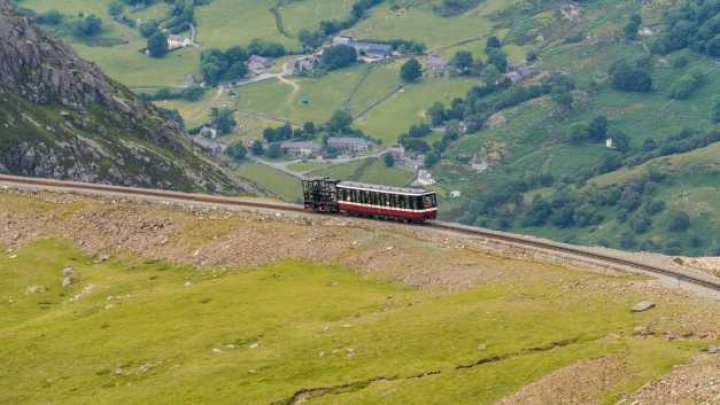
[17,0,720,255]
[2,190,719,404]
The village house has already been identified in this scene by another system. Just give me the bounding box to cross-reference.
[199,125,218,139]
[332,36,393,61]
[505,63,533,84]
[327,137,370,154]
[167,34,192,50]
[280,140,322,158]
[449,190,462,199]
[427,54,449,77]
[414,169,436,186]
[386,145,405,160]
[248,55,272,74]
[470,156,490,173]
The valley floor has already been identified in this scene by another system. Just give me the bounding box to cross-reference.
[1,189,719,404]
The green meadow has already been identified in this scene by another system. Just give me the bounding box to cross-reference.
[0,239,709,404]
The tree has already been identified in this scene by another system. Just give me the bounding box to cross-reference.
[588,115,608,142]
[37,10,64,25]
[567,122,590,144]
[210,107,236,135]
[427,102,446,126]
[303,122,317,135]
[624,15,641,40]
[226,142,247,161]
[486,35,501,49]
[320,45,357,70]
[139,21,159,38]
[251,140,264,156]
[400,58,423,82]
[451,51,473,75]
[669,70,705,99]
[108,1,124,18]
[147,32,169,58]
[609,60,652,93]
[383,153,396,167]
[223,61,248,81]
[667,211,691,232]
[328,110,353,133]
[712,99,720,122]
[265,143,284,159]
[74,14,103,37]
[486,48,508,72]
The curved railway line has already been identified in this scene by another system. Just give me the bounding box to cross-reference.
[2,173,720,293]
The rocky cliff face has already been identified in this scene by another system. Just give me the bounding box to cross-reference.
[0,0,248,193]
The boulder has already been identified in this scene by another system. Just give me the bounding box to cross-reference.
[631,301,655,313]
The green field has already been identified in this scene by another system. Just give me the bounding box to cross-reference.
[306,158,415,187]
[1,238,712,404]
[233,161,302,202]
[196,0,352,50]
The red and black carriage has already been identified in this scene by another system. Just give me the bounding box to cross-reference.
[301,178,438,222]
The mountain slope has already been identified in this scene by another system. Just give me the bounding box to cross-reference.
[0,0,247,192]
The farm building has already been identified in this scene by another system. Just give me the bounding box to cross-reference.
[332,36,393,61]
[327,137,370,154]
[248,55,272,74]
[167,34,191,50]
[280,141,322,158]
[414,170,436,186]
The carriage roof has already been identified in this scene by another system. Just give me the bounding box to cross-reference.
[336,181,433,196]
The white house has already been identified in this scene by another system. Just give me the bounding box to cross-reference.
[449,190,462,198]
[605,138,615,149]
[167,34,192,50]
[415,169,436,186]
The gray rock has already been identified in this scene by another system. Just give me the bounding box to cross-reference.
[632,301,656,313]
[61,276,74,288]
[25,285,47,294]
[61,266,75,277]
[708,345,719,354]
[94,254,110,264]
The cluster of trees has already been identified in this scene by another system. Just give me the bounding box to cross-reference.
[297,0,383,49]
[566,115,629,151]
[609,59,653,93]
[652,0,720,57]
[669,69,705,99]
[319,45,357,70]
[624,13,642,40]
[400,59,422,82]
[262,122,318,143]
[460,169,695,253]
[199,47,250,85]
[261,110,365,144]
[141,85,206,102]
[199,40,286,84]
[21,8,104,38]
[426,73,572,135]
[433,0,482,17]
[449,37,508,78]
[209,107,236,135]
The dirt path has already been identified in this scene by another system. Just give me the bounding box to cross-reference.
[277,73,300,106]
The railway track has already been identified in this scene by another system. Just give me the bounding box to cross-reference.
[2,173,720,292]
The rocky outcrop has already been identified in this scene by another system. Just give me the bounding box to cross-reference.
[0,0,249,193]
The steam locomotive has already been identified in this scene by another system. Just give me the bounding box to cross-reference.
[301,178,438,222]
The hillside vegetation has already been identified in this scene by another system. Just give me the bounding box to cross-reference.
[2,190,720,404]
[15,0,720,255]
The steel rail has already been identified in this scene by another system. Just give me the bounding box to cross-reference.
[1,174,719,291]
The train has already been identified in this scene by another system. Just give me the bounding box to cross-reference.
[301,178,438,222]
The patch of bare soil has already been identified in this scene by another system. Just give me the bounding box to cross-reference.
[496,356,627,405]
[0,190,566,291]
[680,257,720,279]
[619,354,720,405]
